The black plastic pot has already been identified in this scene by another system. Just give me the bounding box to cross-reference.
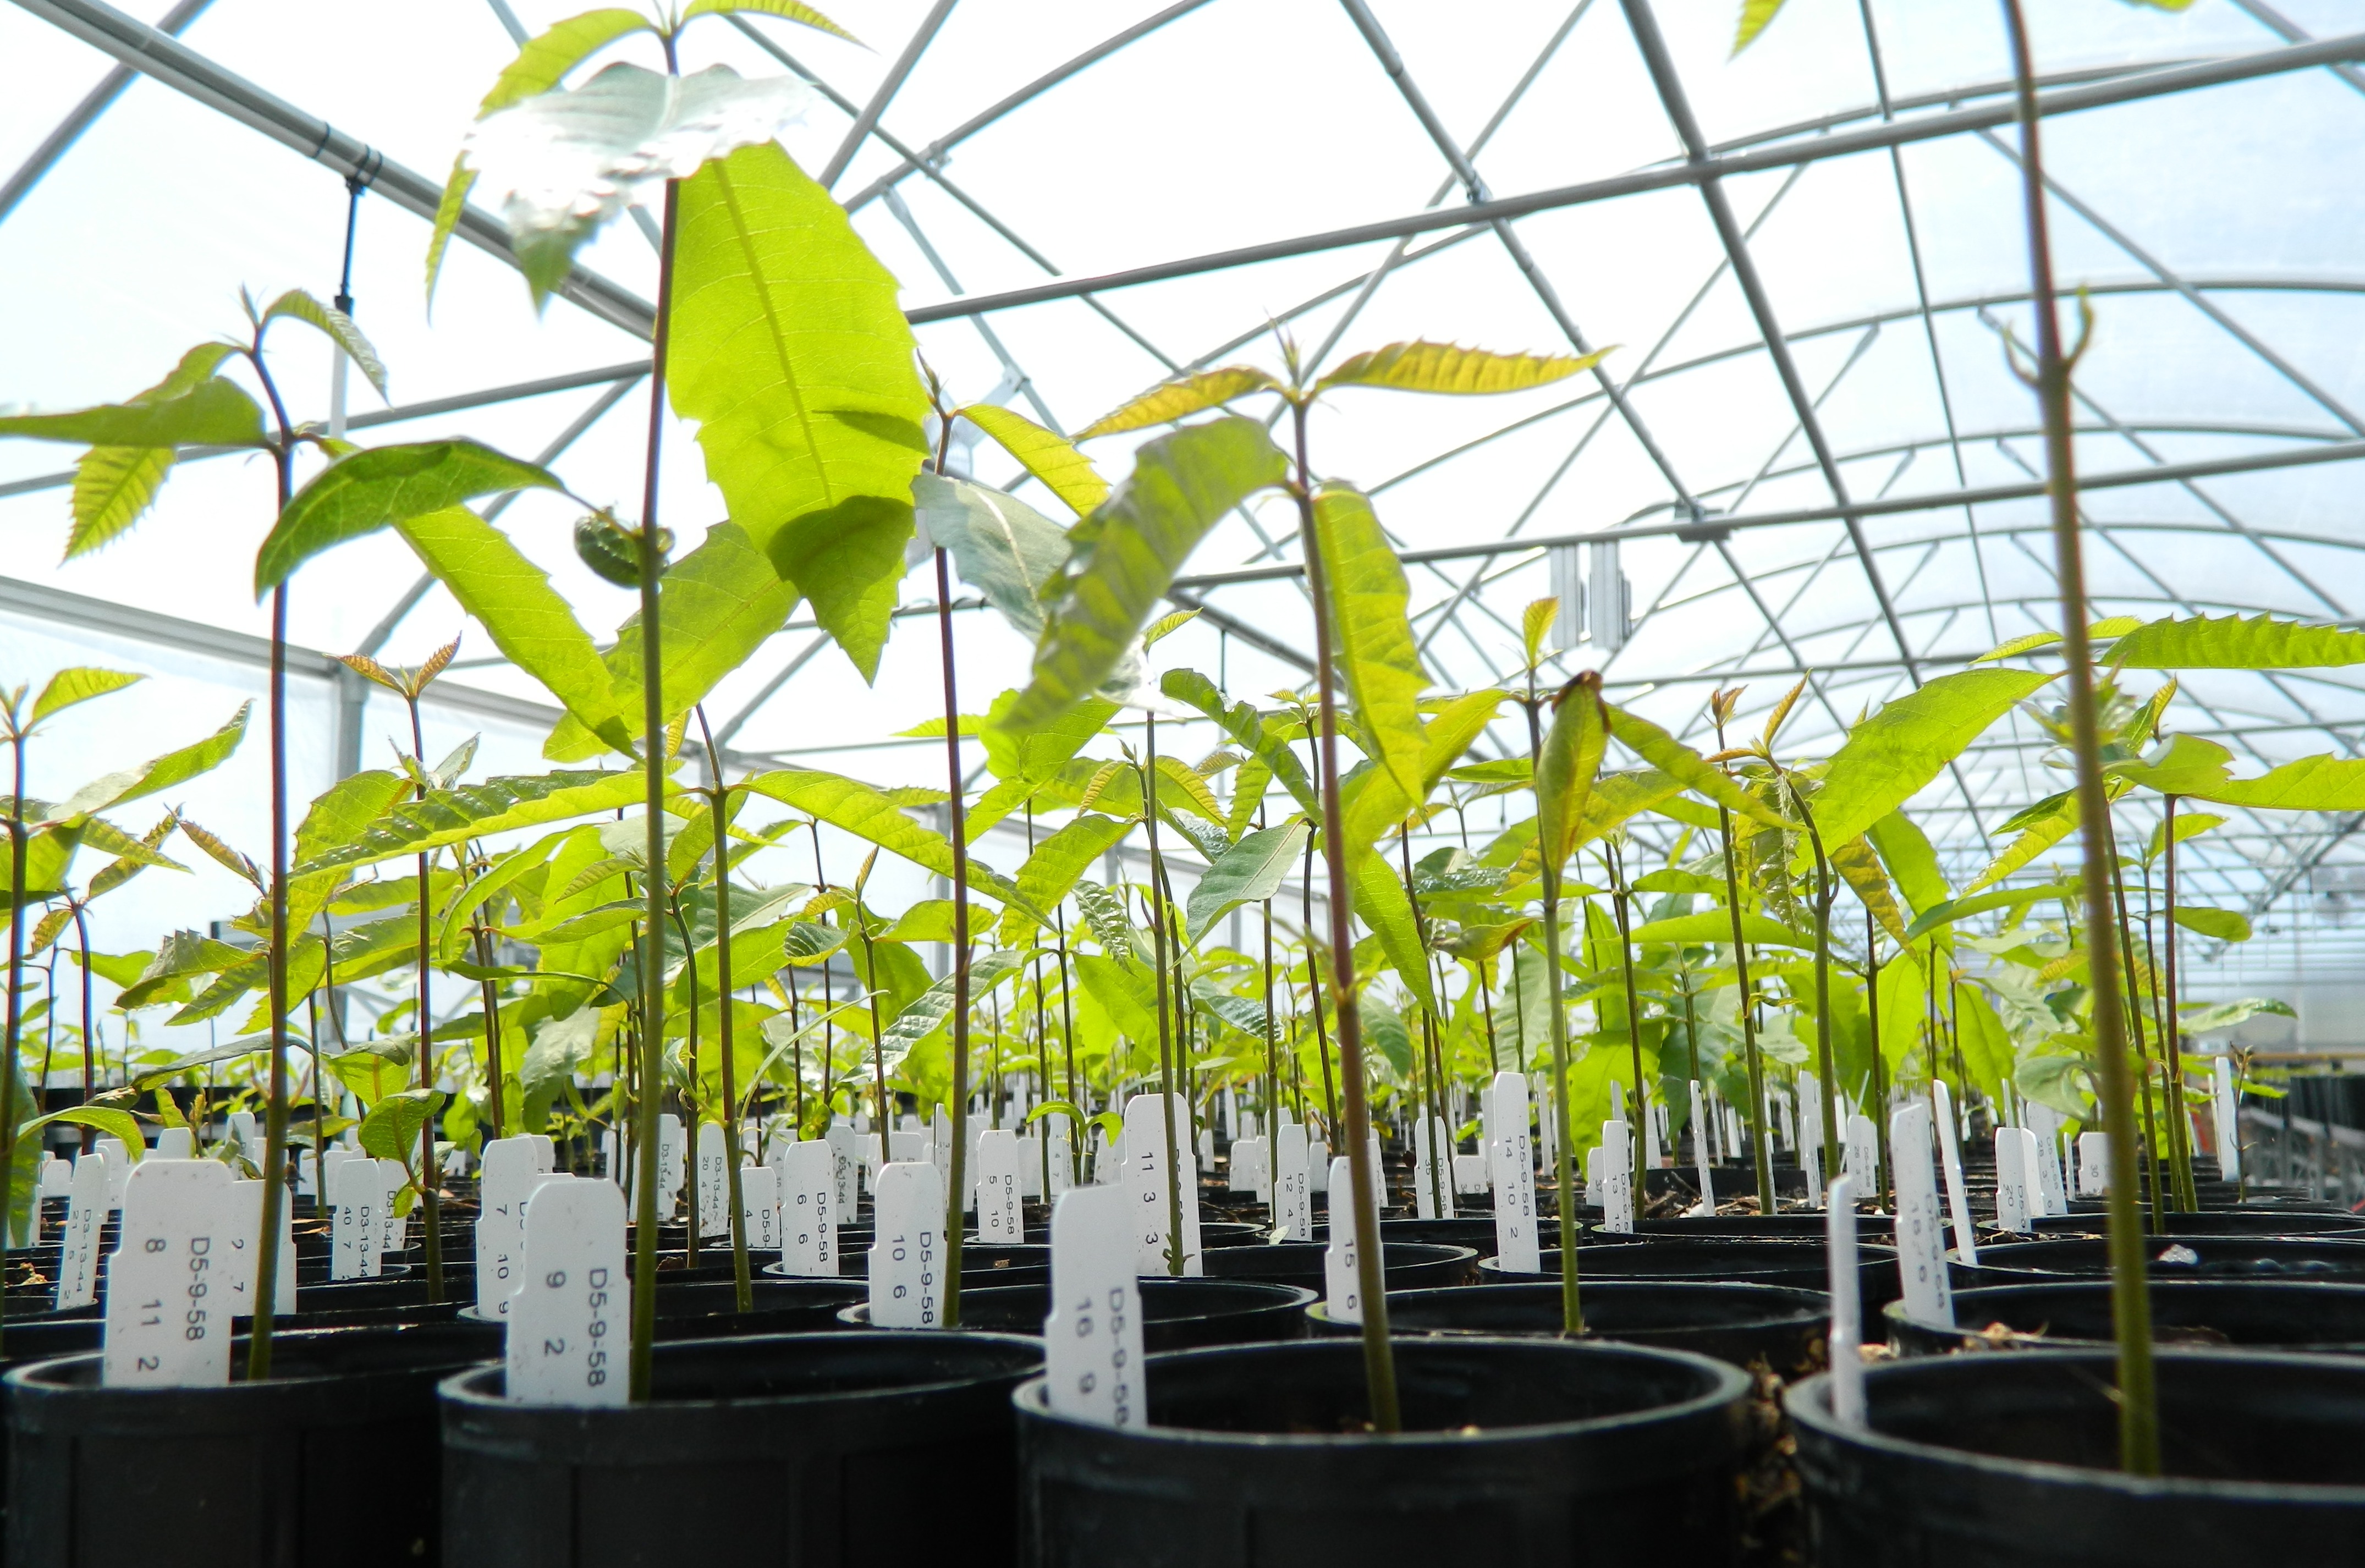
[1789,1350,2365,1563]
[1017,1336,1752,1565]
[839,1278,1313,1350]
[1997,1209,2365,1240]
[458,1275,866,1341]
[1307,1279,1829,1375]
[8,1322,496,1566]
[1200,1241,1478,1289]
[1957,1234,2365,1289]
[1885,1278,2365,1357]
[440,1330,1044,1566]
[1307,1217,1510,1257]
[1637,1213,1895,1241]
[1482,1238,1901,1314]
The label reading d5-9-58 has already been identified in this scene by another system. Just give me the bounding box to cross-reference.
[505,1178,627,1407]
[102,1160,234,1388]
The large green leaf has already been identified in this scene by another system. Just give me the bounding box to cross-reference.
[981,689,1113,786]
[1314,483,1426,802]
[1535,675,1607,879]
[30,668,141,725]
[256,442,559,592]
[1358,991,1414,1077]
[670,140,929,681]
[739,769,1041,921]
[1902,883,2074,944]
[1629,910,1816,949]
[262,290,388,399]
[959,404,1108,516]
[1076,368,1282,439]
[392,505,632,756]
[62,344,244,557]
[915,474,1069,641]
[1350,850,1436,1016]
[543,520,802,762]
[0,377,262,449]
[1966,793,2077,893]
[294,769,410,868]
[1074,951,1157,1042]
[2109,613,2365,671]
[46,704,249,822]
[1186,821,1309,943]
[1160,670,1316,813]
[679,0,859,36]
[2173,905,2252,942]
[1603,703,1784,827]
[294,769,657,874]
[1016,813,1131,918]
[425,7,656,305]
[1833,835,1909,945]
[1313,339,1601,396]
[1733,0,1789,52]
[358,1088,446,1171]
[1001,417,1288,733]
[1812,668,2055,846]
[876,949,1021,1068]
[1867,811,1948,918]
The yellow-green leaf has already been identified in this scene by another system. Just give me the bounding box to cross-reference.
[1603,703,1786,828]
[959,403,1108,516]
[1314,339,1604,397]
[1314,482,1428,808]
[1076,367,1282,439]
[31,668,142,725]
[680,0,859,40]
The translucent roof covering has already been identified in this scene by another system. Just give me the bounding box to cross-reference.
[3,0,2363,1017]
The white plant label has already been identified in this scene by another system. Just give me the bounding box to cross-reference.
[1489,1071,1541,1274]
[1689,1081,1716,1214]
[867,1161,946,1329]
[477,1137,542,1314]
[1323,1156,1365,1324]
[1994,1128,2034,1233]
[1931,1081,1978,1266]
[779,1139,837,1278]
[1889,1103,1953,1325]
[1411,1118,1454,1219]
[1042,1184,1145,1428]
[976,1128,1024,1245]
[38,1153,69,1199]
[695,1121,730,1235]
[2214,1057,2242,1181]
[1274,1123,1311,1242]
[740,1163,782,1251]
[1800,1076,1825,1207]
[1305,1137,1329,1193]
[221,1180,296,1316]
[657,1113,686,1220]
[1595,1119,1635,1233]
[1844,1114,1880,1202]
[827,1123,860,1213]
[94,1135,131,1209]
[505,1177,626,1407]
[1453,1154,1488,1195]
[1121,1093,1195,1276]
[2032,1113,2069,1214]
[1043,1113,1075,1196]
[153,1127,194,1160]
[53,1152,108,1310]
[102,1159,234,1388]
[1229,1135,1268,1197]
[1019,1126,1044,1200]
[1825,1171,1866,1426]
[331,1154,382,1281]
[527,1134,556,1171]
[376,1158,407,1259]
[2078,1131,2111,1196]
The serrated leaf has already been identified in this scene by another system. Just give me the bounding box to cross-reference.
[1521,597,1557,669]
[392,505,634,756]
[2108,613,2365,671]
[1005,417,1287,733]
[671,140,928,682]
[47,704,249,823]
[262,290,387,397]
[1603,703,1785,828]
[1314,482,1426,805]
[738,768,1041,922]
[1967,795,2078,894]
[70,445,178,559]
[876,949,1021,1068]
[258,441,561,593]
[1350,850,1436,1016]
[0,377,263,449]
[1832,835,1909,946]
[1160,670,1316,815]
[2180,997,2294,1033]
[1185,821,1307,942]
[980,687,1113,786]
[1190,978,1268,1041]
[1812,668,2056,848]
[30,667,141,724]
[1076,367,1282,439]
[1074,950,1156,1042]
[1313,339,1602,396]
[1016,814,1131,920]
[1733,0,1788,53]
[358,1088,446,1170]
[466,63,813,305]
[1156,755,1223,823]
[681,0,860,35]
[958,403,1108,516]
[781,920,846,963]
[1866,810,1948,918]
[295,769,658,874]
[1070,879,1135,960]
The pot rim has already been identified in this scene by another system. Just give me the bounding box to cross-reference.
[1309,1277,1830,1329]
[1013,1333,1750,1451]
[1788,1347,2365,1503]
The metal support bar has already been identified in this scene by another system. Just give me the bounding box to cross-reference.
[0,0,208,225]
[818,0,956,189]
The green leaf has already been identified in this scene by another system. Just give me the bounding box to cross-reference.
[1191,979,1268,1042]
[916,475,1069,641]
[981,689,1113,786]
[1832,835,1909,946]
[392,505,632,756]
[1186,821,1308,943]
[1076,367,1283,439]
[258,441,562,593]
[1812,668,2056,848]
[1313,339,1603,396]
[1016,813,1132,920]
[782,920,847,963]
[1603,703,1785,828]
[2108,613,2365,671]
[1070,880,1136,960]
[679,0,859,38]
[0,377,263,449]
[740,769,1041,922]
[2016,1052,2092,1120]
[1350,850,1436,1016]
[1732,0,1788,53]
[30,667,142,724]
[1867,811,1948,918]
[1074,951,1157,1042]
[876,950,1022,1068]
[293,769,657,874]
[1314,483,1427,803]
[1966,797,2078,894]
[1160,671,1316,815]
[543,520,802,761]
[1627,910,1816,949]
[47,703,249,822]
[1535,675,1608,879]
[2179,997,2294,1033]
[1970,617,2142,664]
[262,290,387,398]
[670,140,930,681]
[2172,905,2252,942]
[2148,810,2224,865]
[1902,883,2074,944]
[959,404,1109,516]
[1358,992,1414,1077]
[358,1088,446,1170]
[2185,753,2365,812]
[1003,417,1288,733]
[20,1105,146,1151]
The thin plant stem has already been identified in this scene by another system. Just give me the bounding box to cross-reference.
[695,707,752,1312]
[1605,839,1648,1195]
[1142,715,1185,1277]
[933,541,974,1322]
[402,692,445,1302]
[1520,684,1582,1336]
[2162,797,2197,1208]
